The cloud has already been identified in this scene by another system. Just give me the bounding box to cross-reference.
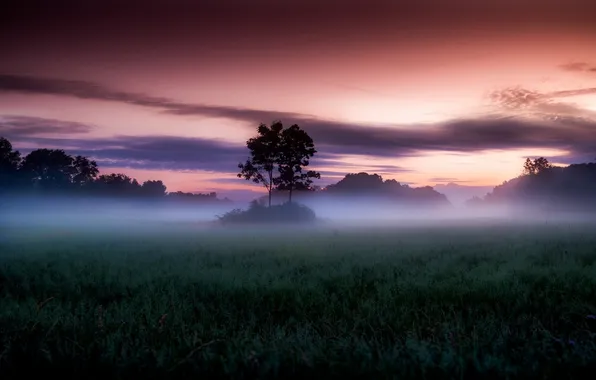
[3,74,596,158]
[6,130,246,172]
[5,112,596,176]
[559,62,596,74]
[0,115,94,137]
[311,116,596,159]
[490,85,596,111]
[4,75,596,169]
[488,85,596,131]
[0,74,309,123]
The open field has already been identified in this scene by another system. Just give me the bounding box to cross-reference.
[2,220,596,379]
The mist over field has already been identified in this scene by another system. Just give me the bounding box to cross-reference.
[2,194,595,236]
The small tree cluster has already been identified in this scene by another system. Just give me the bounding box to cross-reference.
[238,121,320,207]
[523,157,553,176]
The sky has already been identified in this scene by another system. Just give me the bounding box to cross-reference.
[1,0,596,201]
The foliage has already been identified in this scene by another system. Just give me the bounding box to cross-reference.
[140,180,168,197]
[20,148,78,190]
[2,222,596,378]
[217,200,317,224]
[238,122,320,206]
[72,155,99,186]
[325,172,450,204]
[523,157,553,176]
[238,122,284,207]
[0,136,226,203]
[0,137,21,191]
[477,161,596,212]
[276,124,320,202]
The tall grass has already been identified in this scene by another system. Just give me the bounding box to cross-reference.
[1,221,596,379]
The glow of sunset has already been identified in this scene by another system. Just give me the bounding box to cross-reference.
[1,0,596,201]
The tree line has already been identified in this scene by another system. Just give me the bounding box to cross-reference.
[466,156,596,212]
[0,136,223,202]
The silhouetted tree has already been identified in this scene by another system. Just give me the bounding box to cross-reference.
[0,136,231,205]
[276,124,320,202]
[238,121,321,206]
[0,137,21,191]
[72,155,99,187]
[20,149,77,190]
[140,180,167,197]
[479,158,596,212]
[326,172,385,192]
[238,122,284,207]
[523,157,553,176]
[95,173,141,196]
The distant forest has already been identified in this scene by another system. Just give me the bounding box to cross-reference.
[3,136,596,212]
[0,137,226,203]
[259,172,451,207]
[0,135,451,207]
[467,157,596,212]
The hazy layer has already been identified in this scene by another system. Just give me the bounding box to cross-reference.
[2,197,594,238]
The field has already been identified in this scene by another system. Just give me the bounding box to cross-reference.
[2,220,596,379]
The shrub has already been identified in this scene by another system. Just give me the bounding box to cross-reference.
[217,201,317,225]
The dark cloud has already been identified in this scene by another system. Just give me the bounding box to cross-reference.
[315,157,412,174]
[0,115,93,137]
[4,0,595,33]
[6,131,246,172]
[4,75,596,160]
[5,112,596,176]
[311,116,596,159]
[0,74,309,123]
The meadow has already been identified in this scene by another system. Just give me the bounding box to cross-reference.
[2,219,596,379]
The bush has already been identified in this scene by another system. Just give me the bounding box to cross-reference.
[217,200,317,224]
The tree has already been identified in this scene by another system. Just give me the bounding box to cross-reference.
[238,121,321,206]
[20,149,77,190]
[95,173,141,196]
[276,124,320,202]
[72,155,99,187]
[0,137,21,191]
[238,122,284,207]
[523,157,553,176]
[140,180,167,197]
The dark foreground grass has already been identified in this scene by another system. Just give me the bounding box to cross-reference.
[2,220,596,379]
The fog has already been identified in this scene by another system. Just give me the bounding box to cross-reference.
[2,196,595,237]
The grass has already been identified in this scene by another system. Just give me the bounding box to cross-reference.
[2,220,596,379]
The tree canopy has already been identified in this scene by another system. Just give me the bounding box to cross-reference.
[523,157,553,176]
[0,136,227,204]
[0,137,21,191]
[238,121,320,206]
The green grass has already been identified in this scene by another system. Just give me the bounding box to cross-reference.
[2,220,596,379]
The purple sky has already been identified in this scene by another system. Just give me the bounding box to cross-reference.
[2,0,596,200]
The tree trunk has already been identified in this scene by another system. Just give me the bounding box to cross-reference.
[268,169,273,207]
[289,187,293,203]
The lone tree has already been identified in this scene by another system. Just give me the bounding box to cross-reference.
[238,121,320,206]
[523,157,553,176]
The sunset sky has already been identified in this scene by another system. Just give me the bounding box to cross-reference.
[2,0,596,200]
